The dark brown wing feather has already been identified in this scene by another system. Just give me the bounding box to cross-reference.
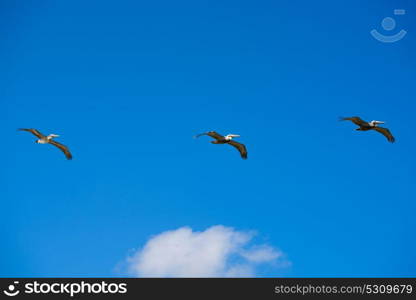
[19,128,45,139]
[372,127,395,143]
[195,131,224,140]
[228,140,248,159]
[49,140,73,160]
[339,116,368,127]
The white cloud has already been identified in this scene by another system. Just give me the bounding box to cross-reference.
[239,245,281,263]
[127,225,287,277]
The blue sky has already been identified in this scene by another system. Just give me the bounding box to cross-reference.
[1,0,415,277]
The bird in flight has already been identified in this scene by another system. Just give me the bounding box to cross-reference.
[195,131,248,159]
[340,117,395,143]
[19,128,73,160]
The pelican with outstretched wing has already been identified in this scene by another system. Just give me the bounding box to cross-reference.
[19,128,73,160]
[340,116,395,143]
[195,131,248,159]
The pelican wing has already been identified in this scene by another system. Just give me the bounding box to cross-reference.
[49,140,73,160]
[19,128,45,139]
[194,131,224,140]
[373,127,395,143]
[340,116,368,127]
[228,140,248,159]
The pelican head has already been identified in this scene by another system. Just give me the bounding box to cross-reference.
[47,134,60,140]
[225,134,240,140]
[369,120,385,127]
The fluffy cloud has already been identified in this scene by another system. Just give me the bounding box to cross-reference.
[127,225,286,277]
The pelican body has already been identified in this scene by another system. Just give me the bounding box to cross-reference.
[340,117,395,143]
[195,131,247,159]
[210,134,240,144]
[36,134,60,144]
[19,128,73,160]
[355,120,384,131]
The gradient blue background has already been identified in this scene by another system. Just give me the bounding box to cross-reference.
[1,0,415,277]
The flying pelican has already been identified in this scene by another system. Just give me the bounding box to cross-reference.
[340,117,395,143]
[195,131,248,159]
[19,128,73,160]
